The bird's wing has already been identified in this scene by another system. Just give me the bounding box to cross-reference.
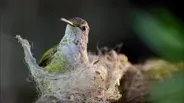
[39,44,58,67]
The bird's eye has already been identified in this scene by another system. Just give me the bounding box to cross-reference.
[81,26,86,31]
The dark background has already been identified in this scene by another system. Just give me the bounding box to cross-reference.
[0,0,183,103]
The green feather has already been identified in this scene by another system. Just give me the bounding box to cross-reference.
[39,44,58,67]
[39,44,71,73]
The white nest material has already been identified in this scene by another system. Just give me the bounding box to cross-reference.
[16,35,132,103]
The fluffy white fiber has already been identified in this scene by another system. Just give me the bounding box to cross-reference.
[16,35,131,103]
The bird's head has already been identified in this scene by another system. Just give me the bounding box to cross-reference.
[61,17,90,45]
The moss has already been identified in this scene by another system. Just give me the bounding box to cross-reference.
[142,59,184,80]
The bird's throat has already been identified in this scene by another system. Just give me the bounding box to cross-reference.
[58,35,89,67]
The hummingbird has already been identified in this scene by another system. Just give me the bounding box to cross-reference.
[39,17,90,74]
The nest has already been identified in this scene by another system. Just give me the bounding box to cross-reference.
[16,35,132,103]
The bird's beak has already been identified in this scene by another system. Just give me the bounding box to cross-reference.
[60,18,75,26]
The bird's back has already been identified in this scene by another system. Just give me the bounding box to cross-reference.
[39,45,71,73]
